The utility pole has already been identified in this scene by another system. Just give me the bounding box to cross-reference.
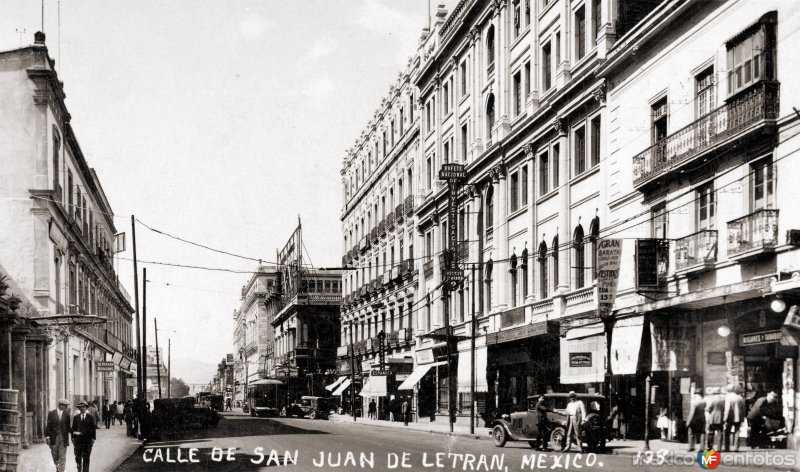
[470,264,476,434]
[155,318,162,399]
[167,338,171,398]
[131,216,142,401]
[143,268,147,402]
[349,320,356,423]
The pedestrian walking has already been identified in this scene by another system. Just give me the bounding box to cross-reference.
[706,391,726,450]
[723,385,746,451]
[401,398,410,426]
[388,397,396,422]
[562,392,586,452]
[116,400,125,425]
[89,400,101,429]
[124,401,135,437]
[226,397,232,411]
[46,399,72,472]
[534,396,551,451]
[687,391,706,452]
[102,400,111,429]
[368,399,377,420]
[71,401,96,472]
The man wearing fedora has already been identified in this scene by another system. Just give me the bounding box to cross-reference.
[46,399,72,472]
[72,400,96,472]
[563,391,587,452]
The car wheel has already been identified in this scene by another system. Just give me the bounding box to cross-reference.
[549,426,566,451]
[493,425,507,447]
[308,409,317,420]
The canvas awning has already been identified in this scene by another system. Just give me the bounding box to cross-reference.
[325,376,346,391]
[560,323,606,384]
[610,316,645,375]
[359,375,388,397]
[331,378,352,396]
[456,342,488,393]
[397,361,446,390]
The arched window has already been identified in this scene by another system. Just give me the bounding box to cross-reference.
[573,224,585,289]
[486,94,496,141]
[521,247,529,300]
[552,235,559,289]
[589,216,600,281]
[485,258,494,313]
[485,185,494,233]
[510,252,518,308]
[538,241,548,298]
[487,26,495,69]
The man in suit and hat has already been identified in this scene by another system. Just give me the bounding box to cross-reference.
[72,401,96,472]
[46,399,72,472]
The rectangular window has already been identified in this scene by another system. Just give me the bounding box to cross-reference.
[590,116,601,167]
[513,1,521,38]
[652,203,668,239]
[513,71,522,116]
[461,124,468,162]
[52,129,61,189]
[574,126,586,175]
[460,60,468,96]
[426,156,433,189]
[524,62,531,96]
[726,17,774,97]
[752,158,775,210]
[575,6,586,60]
[592,0,602,37]
[67,170,74,216]
[510,171,520,212]
[443,82,450,115]
[539,152,549,195]
[553,144,560,189]
[652,98,668,156]
[539,255,548,299]
[542,42,552,91]
[697,183,715,230]
[521,165,528,206]
[443,141,450,165]
[696,67,716,118]
[555,32,561,66]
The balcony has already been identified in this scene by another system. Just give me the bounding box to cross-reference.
[675,230,718,273]
[378,219,386,236]
[457,241,469,262]
[370,227,379,243]
[632,81,780,189]
[564,286,597,317]
[359,236,369,252]
[386,211,395,231]
[398,327,413,345]
[395,204,404,223]
[727,209,779,259]
[404,195,414,216]
[53,182,63,203]
[341,255,347,267]
[423,259,434,279]
[399,259,414,278]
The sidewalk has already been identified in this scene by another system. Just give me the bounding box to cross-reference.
[328,413,492,440]
[17,421,140,472]
[328,414,796,459]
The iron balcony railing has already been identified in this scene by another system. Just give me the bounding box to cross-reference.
[675,230,718,272]
[423,259,434,279]
[386,211,395,230]
[727,209,779,257]
[404,195,414,216]
[370,227,379,243]
[395,203,404,223]
[633,81,780,187]
[378,219,386,236]
[457,241,469,261]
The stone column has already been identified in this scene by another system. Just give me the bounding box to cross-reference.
[432,213,443,329]
[0,314,15,389]
[556,118,570,295]
[524,143,537,304]
[470,27,483,158]
[495,0,511,140]
[11,326,29,448]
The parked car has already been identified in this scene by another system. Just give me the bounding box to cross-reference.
[280,396,331,420]
[491,393,607,451]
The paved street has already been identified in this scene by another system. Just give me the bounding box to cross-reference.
[113,412,799,471]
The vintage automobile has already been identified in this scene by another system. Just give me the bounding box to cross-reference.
[491,393,607,451]
[150,396,220,440]
[280,396,331,420]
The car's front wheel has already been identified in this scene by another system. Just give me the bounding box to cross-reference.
[493,425,507,447]
[308,409,317,420]
[549,426,566,451]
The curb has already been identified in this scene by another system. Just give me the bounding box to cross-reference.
[328,417,492,442]
[104,440,142,472]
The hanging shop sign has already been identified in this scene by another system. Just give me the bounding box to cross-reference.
[651,321,694,371]
[569,352,593,367]
[636,239,660,290]
[126,378,137,387]
[597,239,622,317]
[97,361,115,372]
[739,329,782,347]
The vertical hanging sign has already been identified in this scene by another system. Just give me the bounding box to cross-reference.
[597,239,622,317]
[438,163,466,289]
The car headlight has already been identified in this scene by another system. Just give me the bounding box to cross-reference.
[502,414,510,421]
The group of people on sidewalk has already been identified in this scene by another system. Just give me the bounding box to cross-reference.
[45,399,97,472]
[686,386,783,452]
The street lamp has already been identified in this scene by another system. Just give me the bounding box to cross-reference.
[239,347,248,412]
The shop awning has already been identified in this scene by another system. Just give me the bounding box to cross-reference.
[610,316,644,375]
[560,323,606,384]
[325,376,346,391]
[398,362,446,390]
[456,342,488,393]
[332,378,352,396]
[359,375,388,397]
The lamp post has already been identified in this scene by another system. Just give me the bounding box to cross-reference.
[239,347,248,411]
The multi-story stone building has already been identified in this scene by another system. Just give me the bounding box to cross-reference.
[145,345,168,402]
[598,0,800,443]
[233,266,279,403]
[0,32,135,443]
[338,43,422,418]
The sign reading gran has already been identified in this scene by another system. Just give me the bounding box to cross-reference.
[596,239,622,317]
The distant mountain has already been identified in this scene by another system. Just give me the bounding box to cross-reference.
[168,357,218,384]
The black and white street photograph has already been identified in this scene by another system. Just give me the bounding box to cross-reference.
[1,0,800,470]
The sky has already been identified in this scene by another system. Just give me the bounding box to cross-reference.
[1,0,457,384]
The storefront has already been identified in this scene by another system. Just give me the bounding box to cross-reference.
[488,321,560,419]
[456,339,488,424]
[560,322,606,392]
